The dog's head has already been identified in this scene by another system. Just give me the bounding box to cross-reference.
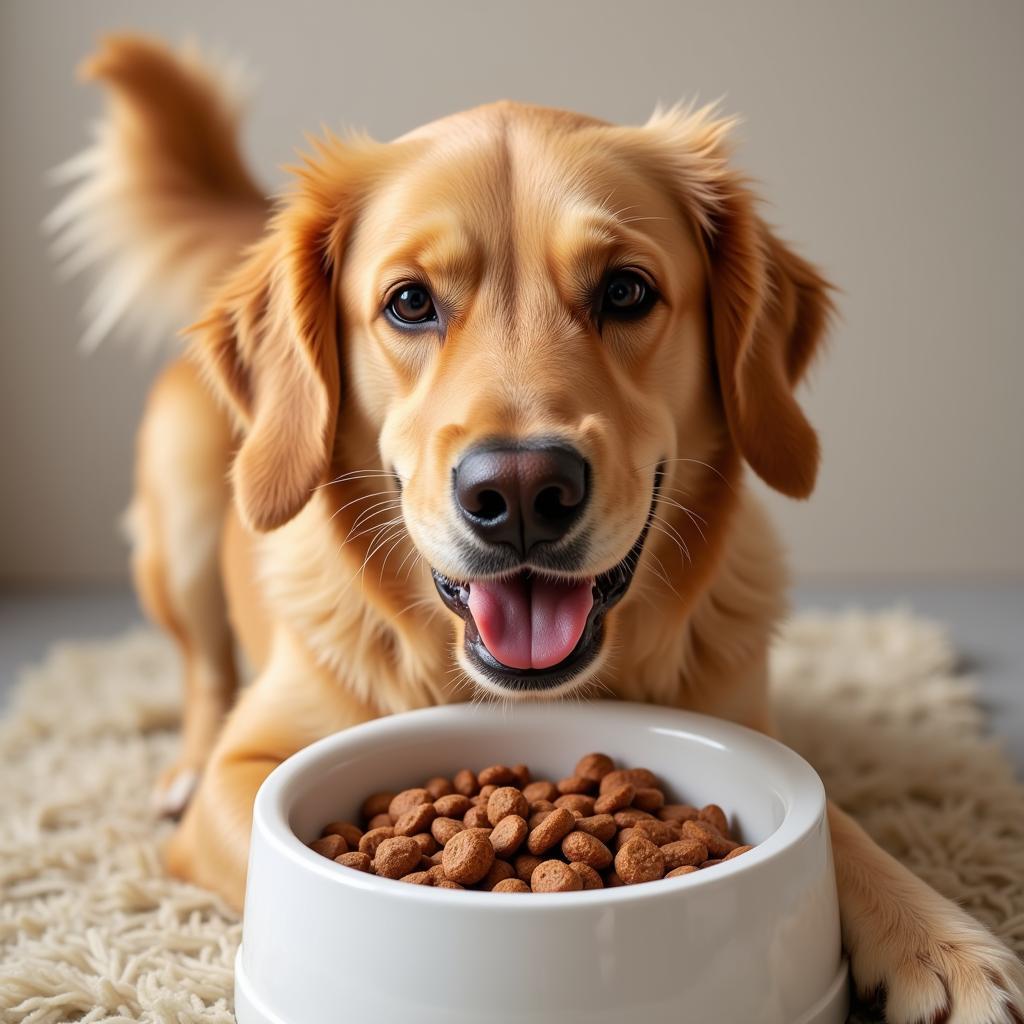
[192,102,832,698]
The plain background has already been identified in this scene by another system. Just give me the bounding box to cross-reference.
[1,0,1022,585]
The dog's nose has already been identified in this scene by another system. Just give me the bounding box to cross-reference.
[454,443,589,555]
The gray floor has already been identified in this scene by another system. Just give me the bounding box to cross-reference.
[2,581,1022,776]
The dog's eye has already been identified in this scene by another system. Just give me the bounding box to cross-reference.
[600,270,657,321]
[386,285,437,326]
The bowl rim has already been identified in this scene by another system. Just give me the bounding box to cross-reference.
[251,700,827,909]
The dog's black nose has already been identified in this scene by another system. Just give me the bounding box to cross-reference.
[454,443,589,555]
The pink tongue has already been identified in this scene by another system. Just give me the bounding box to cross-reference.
[467,575,595,670]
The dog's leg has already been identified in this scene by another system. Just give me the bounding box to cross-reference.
[130,357,238,817]
[828,801,1024,1023]
[164,628,379,910]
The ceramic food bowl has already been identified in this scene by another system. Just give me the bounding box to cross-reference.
[235,700,848,1023]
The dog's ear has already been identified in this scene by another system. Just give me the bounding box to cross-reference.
[189,176,344,532]
[641,107,835,498]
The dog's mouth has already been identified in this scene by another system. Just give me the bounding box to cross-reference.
[431,469,661,692]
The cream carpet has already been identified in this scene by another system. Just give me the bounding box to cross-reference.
[1,611,1022,1023]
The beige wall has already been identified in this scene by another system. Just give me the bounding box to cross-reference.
[1,0,1022,584]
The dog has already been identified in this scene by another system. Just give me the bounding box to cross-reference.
[53,35,1023,1024]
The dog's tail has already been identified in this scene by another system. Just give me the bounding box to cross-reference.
[47,34,271,351]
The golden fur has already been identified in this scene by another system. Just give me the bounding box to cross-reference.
[55,35,1023,1024]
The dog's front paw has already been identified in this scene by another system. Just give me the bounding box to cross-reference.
[848,899,1024,1024]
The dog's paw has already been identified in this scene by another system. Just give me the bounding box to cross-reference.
[152,762,200,818]
[848,903,1024,1024]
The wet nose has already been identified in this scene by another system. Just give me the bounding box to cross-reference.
[453,442,589,555]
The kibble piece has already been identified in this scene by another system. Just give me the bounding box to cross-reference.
[478,764,517,787]
[514,853,543,884]
[399,870,433,885]
[614,836,666,884]
[374,836,422,879]
[699,804,730,836]
[700,858,723,869]
[413,832,439,856]
[557,775,596,795]
[567,861,604,890]
[629,818,676,847]
[487,786,530,825]
[435,878,464,889]
[358,826,394,857]
[553,794,596,816]
[658,803,700,824]
[433,793,472,818]
[594,784,635,815]
[527,807,576,855]
[574,752,615,782]
[493,877,530,893]
[463,804,491,829]
[428,850,445,866]
[529,809,554,829]
[666,865,698,878]
[605,870,625,887]
[442,828,495,885]
[613,808,655,828]
[660,839,708,870]
[477,784,497,801]
[600,768,659,795]
[490,814,528,857]
[529,798,556,814]
[360,791,395,820]
[393,802,437,837]
[682,819,738,857]
[321,821,363,848]
[431,816,465,846]
[511,764,531,787]
[424,776,453,800]
[453,768,478,796]
[561,830,613,870]
[531,859,583,892]
[367,812,394,830]
[335,851,372,872]
[633,788,666,813]
[723,844,753,861]
[388,788,432,821]
[310,834,348,859]
[477,858,516,891]
[575,813,617,843]
[426,864,447,883]
[522,780,559,803]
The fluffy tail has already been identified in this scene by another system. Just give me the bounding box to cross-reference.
[47,34,271,350]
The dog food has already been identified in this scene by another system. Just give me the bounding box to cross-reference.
[310,753,752,892]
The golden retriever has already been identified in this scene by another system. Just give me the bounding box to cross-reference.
[53,35,1023,1024]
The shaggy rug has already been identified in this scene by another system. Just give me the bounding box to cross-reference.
[1,610,1022,1024]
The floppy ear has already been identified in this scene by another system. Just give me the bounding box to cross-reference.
[189,193,341,532]
[707,188,834,498]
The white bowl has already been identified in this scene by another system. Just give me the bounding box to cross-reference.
[235,701,848,1024]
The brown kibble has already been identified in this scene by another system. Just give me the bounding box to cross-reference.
[561,830,613,870]
[605,870,625,887]
[358,826,394,857]
[388,788,432,821]
[682,819,738,857]
[477,858,516,890]
[633,788,665,813]
[629,818,676,847]
[399,870,433,885]
[723,844,753,861]
[575,814,617,843]
[463,804,491,829]
[493,877,530,893]
[423,776,453,800]
[614,836,665,884]
[554,794,596,816]
[529,809,554,829]
[666,865,698,878]
[360,791,395,820]
[574,752,615,782]
[529,799,556,814]
[613,808,654,828]
[487,786,530,825]
[699,804,730,836]
[431,816,465,846]
[477,764,517,787]
[594,784,635,815]
[367,813,394,830]
[700,858,723,869]
[658,803,700,823]
[527,807,576,854]
[660,838,708,870]
[511,764,531,787]
[413,832,439,856]
[321,821,363,848]
[478,784,497,801]
[490,814,528,857]
[334,851,372,872]
[310,834,348,859]
[433,793,472,818]
[453,769,478,796]
[374,836,422,879]
[522,781,559,803]
[435,878,464,889]
[600,768,658,794]
[557,775,596,795]
[393,803,437,837]
[531,859,583,892]
[567,861,604,889]
[514,853,543,884]
[441,828,495,885]
[429,850,445,866]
